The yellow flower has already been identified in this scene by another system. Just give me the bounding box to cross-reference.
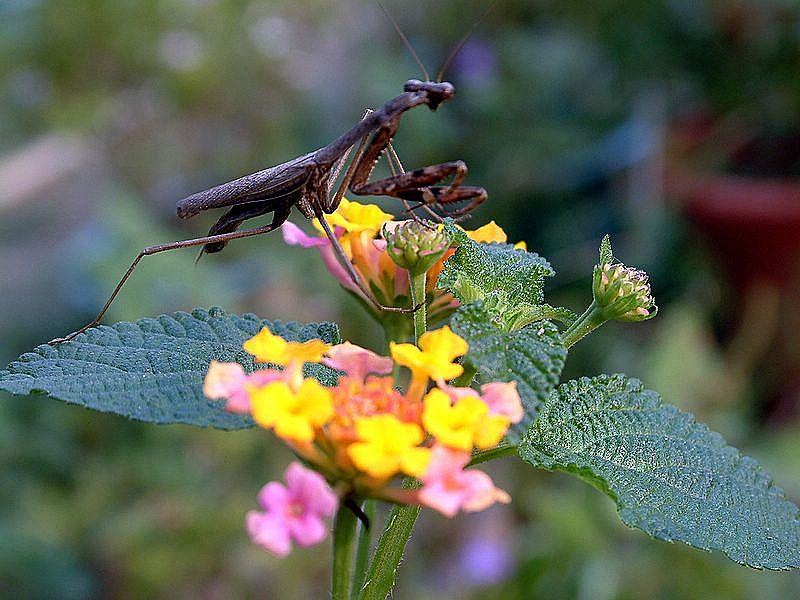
[466,221,508,243]
[249,379,333,442]
[422,388,509,451]
[243,327,330,366]
[316,198,394,235]
[390,326,468,382]
[465,220,527,250]
[347,414,431,479]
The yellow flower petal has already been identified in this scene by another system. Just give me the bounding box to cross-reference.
[249,379,333,442]
[291,339,332,364]
[418,326,469,361]
[347,415,429,479]
[466,221,508,244]
[317,198,394,234]
[243,328,290,364]
[390,326,468,382]
[422,388,509,451]
[243,327,330,366]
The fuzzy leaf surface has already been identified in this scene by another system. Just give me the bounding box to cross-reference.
[519,374,800,569]
[0,307,340,429]
[450,302,567,441]
[438,224,554,307]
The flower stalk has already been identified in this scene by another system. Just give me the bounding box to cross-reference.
[562,300,607,348]
[563,239,657,348]
[409,271,427,344]
[332,504,359,600]
[358,480,422,600]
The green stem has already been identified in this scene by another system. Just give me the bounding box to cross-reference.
[409,271,428,344]
[351,500,375,599]
[468,443,517,467]
[561,300,608,348]
[358,479,421,600]
[332,504,359,600]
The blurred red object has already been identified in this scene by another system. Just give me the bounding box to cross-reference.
[670,170,800,292]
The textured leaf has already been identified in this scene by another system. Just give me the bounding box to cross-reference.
[450,302,567,441]
[438,224,554,307]
[0,307,340,429]
[519,374,800,569]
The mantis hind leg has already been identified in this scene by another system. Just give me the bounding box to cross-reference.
[48,218,295,345]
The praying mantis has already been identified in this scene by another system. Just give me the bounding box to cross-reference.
[50,16,488,344]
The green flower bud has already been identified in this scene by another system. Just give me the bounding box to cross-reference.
[592,262,657,322]
[382,220,451,276]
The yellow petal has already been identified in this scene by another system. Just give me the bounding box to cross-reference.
[325,198,394,233]
[400,446,432,477]
[473,414,510,449]
[291,339,332,364]
[243,328,290,364]
[466,221,508,244]
[418,326,469,364]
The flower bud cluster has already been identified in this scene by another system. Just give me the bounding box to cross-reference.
[382,219,450,276]
[592,262,657,322]
[281,198,522,325]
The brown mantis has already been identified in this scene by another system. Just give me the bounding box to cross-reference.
[50,32,487,344]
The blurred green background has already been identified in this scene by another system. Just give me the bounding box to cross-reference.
[3,0,800,597]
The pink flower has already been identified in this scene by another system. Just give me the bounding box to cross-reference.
[282,222,360,295]
[246,462,339,556]
[438,381,524,424]
[477,381,524,424]
[323,342,394,382]
[203,360,283,414]
[418,446,510,518]
[281,219,413,307]
[281,221,331,248]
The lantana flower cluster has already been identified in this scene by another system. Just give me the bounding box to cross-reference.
[203,325,521,556]
[281,198,522,324]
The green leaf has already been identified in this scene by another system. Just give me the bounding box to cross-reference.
[0,307,340,430]
[598,234,613,265]
[482,299,576,331]
[519,374,800,569]
[450,302,567,441]
[438,223,554,307]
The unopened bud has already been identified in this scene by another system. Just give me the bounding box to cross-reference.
[382,220,451,276]
[592,262,657,322]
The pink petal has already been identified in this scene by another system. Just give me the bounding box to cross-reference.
[246,369,285,387]
[459,470,511,513]
[317,244,362,294]
[418,446,510,517]
[418,481,464,517]
[257,481,291,512]
[437,382,480,404]
[480,382,524,424]
[203,361,253,413]
[285,463,339,517]
[323,342,393,381]
[287,512,329,547]
[281,222,330,248]
[247,464,339,557]
[203,361,245,399]
[246,510,292,556]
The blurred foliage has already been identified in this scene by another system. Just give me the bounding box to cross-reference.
[2,0,800,597]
